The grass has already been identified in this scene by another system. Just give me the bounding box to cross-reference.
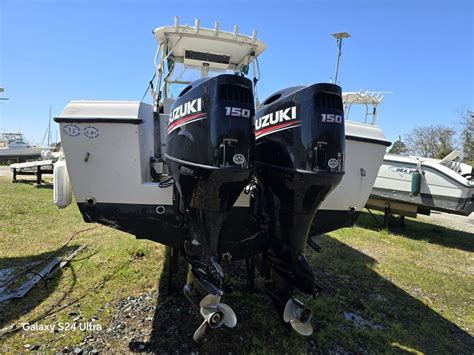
[0,177,167,350]
[0,175,473,353]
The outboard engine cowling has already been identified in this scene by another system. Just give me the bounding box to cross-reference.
[255,83,345,304]
[166,74,255,295]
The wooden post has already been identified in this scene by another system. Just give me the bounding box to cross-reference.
[36,165,42,185]
[383,206,390,228]
[167,247,179,293]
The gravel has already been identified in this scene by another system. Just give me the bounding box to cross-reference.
[61,289,200,354]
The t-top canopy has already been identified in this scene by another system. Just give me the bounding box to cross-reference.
[343,91,385,106]
[153,18,266,71]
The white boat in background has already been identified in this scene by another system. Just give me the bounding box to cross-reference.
[311,91,391,235]
[368,151,473,218]
[0,132,48,160]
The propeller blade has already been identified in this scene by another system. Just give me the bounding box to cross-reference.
[193,320,208,341]
[217,303,237,328]
[283,298,314,336]
[195,294,238,340]
[290,318,313,336]
[283,298,300,322]
[199,294,221,308]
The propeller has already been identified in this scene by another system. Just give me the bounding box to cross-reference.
[193,294,237,341]
[283,298,313,336]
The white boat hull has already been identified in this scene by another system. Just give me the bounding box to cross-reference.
[0,147,46,159]
[311,121,390,234]
[370,155,473,216]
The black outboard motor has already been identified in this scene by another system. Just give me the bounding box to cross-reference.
[255,83,345,333]
[166,74,255,296]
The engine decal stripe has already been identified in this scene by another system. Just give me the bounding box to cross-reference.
[255,120,301,139]
[167,113,207,133]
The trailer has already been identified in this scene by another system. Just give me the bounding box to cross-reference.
[10,160,54,186]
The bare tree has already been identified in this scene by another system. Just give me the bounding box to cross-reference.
[405,125,456,159]
[458,109,473,163]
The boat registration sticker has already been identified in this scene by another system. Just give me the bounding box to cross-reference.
[63,124,81,137]
[83,126,100,139]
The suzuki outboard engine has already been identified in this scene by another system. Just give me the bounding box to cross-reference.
[255,83,345,334]
[166,74,255,298]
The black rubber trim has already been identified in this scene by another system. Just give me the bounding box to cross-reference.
[54,117,143,124]
[255,161,345,176]
[346,134,392,147]
[311,209,362,235]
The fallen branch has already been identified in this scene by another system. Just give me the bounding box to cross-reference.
[0,258,61,302]
[0,226,100,288]
[0,245,87,302]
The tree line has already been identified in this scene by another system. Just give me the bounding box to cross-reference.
[389,109,473,163]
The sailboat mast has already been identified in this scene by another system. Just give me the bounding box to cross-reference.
[48,105,52,146]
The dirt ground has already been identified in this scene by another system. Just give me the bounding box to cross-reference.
[0,165,11,178]
[419,210,474,234]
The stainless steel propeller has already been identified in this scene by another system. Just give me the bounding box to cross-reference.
[193,294,237,341]
[283,298,313,336]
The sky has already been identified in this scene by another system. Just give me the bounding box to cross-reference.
[0,0,473,146]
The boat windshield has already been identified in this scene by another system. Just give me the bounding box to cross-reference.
[151,20,266,109]
[163,62,237,99]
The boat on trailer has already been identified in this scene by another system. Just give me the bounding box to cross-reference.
[0,131,47,161]
[367,151,473,222]
[54,18,386,339]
